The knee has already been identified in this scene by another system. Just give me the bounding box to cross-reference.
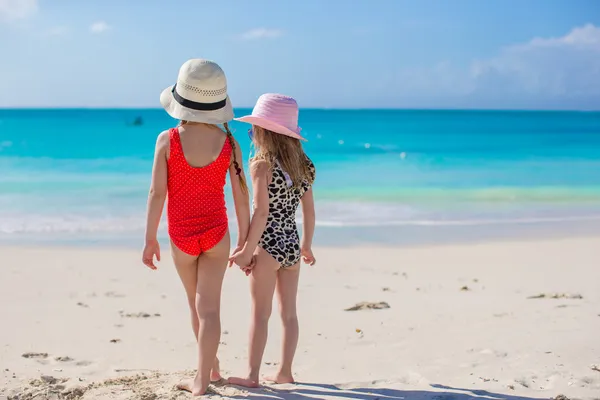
[252,304,272,323]
[195,299,220,322]
[279,308,298,326]
[196,308,220,323]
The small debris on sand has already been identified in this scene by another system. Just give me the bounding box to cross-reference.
[515,378,529,388]
[105,291,125,298]
[591,364,600,372]
[22,352,48,359]
[55,356,73,362]
[119,311,161,318]
[345,301,390,311]
[382,287,391,291]
[554,395,570,400]
[76,302,89,308]
[527,293,583,300]
[109,338,121,343]
[460,286,470,291]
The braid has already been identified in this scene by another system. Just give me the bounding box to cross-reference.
[223,122,248,192]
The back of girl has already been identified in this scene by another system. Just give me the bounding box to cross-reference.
[142,59,250,396]
[229,94,316,387]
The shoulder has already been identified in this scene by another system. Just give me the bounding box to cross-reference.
[155,130,171,154]
[156,130,171,146]
[305,154,315,170]
[249,159,269,177]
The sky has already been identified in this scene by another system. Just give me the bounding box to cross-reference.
[0,0,599,109]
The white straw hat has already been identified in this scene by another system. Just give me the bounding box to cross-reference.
[160,59,234,124]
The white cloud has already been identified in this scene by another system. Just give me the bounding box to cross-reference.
[239,28,283,41]
[388,24,600,108]
[522,24,600,49]
[90,21,111,34]
[471,23,600,98]
[0,0,38,20]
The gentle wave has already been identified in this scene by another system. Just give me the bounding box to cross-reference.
[319,186,600,203]
[313,215,600,227]
[2,207,600,235]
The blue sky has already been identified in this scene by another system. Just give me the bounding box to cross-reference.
[0,0,599,109]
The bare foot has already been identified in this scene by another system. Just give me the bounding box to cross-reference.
[265,372,295,384]
[211,358,223,382]
[228,376,260,388]
[176,379,206,396]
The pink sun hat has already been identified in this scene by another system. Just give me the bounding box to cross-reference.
[235,93,306,141]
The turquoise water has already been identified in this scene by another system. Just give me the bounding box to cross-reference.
[1,109,600,245]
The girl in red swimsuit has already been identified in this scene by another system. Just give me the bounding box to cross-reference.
[142,59,250,396]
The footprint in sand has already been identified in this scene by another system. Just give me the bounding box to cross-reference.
[119,311,161,318]
[75,360,93,367]
[22,352,48,359]
[527,293,583,300]
[345,302,390,311]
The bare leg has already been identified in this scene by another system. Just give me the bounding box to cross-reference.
[171,241,223,382]
[266,262,300,384]
[170,242,223,381]
[173,233,229,395]
[229,246,278,388]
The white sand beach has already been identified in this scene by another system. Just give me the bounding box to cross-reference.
[1,237,599,399]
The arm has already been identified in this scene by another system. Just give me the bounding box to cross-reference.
[229,160,270,268]
[229,137,251,247]
[300,187,316,265]
[142,131,169,269]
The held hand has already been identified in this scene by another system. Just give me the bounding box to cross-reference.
[301,247,316,266]
[142,239,161,270]
[228,247,254,271]
[240,255,257,276]
[228,244,245,268]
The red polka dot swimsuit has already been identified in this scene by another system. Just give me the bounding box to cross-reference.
[167,128,232,256]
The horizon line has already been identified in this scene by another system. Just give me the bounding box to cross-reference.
[1,106,599,112]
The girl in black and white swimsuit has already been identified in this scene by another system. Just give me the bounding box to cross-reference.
[228,94,316,388]
[258,158,315,268]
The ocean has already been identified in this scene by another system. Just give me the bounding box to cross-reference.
[1,109,600,247]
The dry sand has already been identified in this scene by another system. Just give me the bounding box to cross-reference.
[1,237,599,399]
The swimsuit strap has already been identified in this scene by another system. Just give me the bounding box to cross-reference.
[274,159,293,188]
[168,127,185,163]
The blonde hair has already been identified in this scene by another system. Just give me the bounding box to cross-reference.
[180,120,247,192]
[251,126,313,188]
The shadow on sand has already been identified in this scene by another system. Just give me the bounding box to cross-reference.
[226,382,552,400]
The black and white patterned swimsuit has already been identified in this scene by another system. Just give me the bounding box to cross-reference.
[258,157,316,268]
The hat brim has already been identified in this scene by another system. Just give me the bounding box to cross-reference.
[234,115,306,141]
[160,85,234,125]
